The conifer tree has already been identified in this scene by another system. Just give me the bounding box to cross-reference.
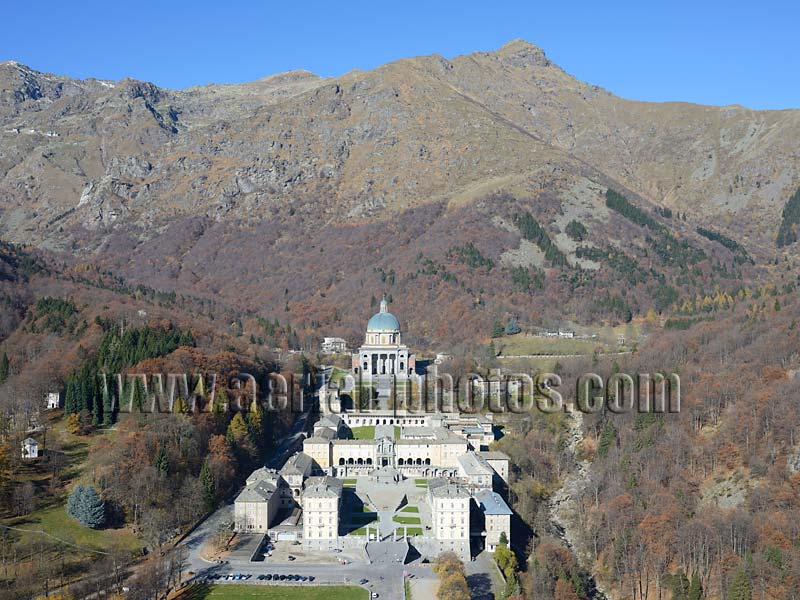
[79,486,105,529]
[66,485,105,529]
[154,445,168,477]
[491,320,504,338]
[65,376,80,415]
[688,573,704,600]
[173,396,188,414]
[92,401,101,427]
[66,484,84,517]
[200,461,214,511]
[0,352,8,384]
[193,375,206,400]
[671,570,690,600]
[213,386,228,414]
[130,378,145,412]
[246,400,264,445]
[727,568,752,600]
[598,421,617,457]
[102,385,114,427]
[227,412,248,446]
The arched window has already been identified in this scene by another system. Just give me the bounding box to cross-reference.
[363,361,368,371]
[398,458,404,466]
[347,458,354,465]
[416,458,422,466]
[425,458,431,465]
[357,458,363,465]
[366,458,372,465]
[339,458,345,466]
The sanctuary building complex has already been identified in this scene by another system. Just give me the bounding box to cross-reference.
[234,299,513,560]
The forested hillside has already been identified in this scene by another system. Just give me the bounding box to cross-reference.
[488,285,800,599]
[0,243,309,599]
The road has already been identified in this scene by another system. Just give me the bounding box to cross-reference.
[265,368,322,469]
[188,556,433,600]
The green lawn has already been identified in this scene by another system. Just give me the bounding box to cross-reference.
[178,583,368,599]
[392,515,421,525]
[343,479,357,487]
[397,527,423,536]
[9,504,140,554]
[400,505,419,513]
[350,426,375,440]
[497,335,604,356]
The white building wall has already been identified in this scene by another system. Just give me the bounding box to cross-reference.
[484,513,511,552]
[303,497,340,542]
[234,498,278,533]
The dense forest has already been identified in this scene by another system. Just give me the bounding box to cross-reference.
[776,188,800,247]
[484,285,800,600]
[0,242,310,599]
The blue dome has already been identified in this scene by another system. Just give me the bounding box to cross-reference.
[367,311,400,332]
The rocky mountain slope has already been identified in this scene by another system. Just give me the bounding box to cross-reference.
[1,41,798,342]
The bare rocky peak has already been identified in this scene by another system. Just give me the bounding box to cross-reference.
[492,38,552,67]
[0,39,798,257]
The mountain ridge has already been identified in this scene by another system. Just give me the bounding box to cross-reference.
[0,40,798,342]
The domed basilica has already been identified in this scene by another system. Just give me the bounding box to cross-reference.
[351,296,415,378]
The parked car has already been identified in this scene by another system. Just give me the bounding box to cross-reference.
[287,555,296,561]
[359,578,369,585]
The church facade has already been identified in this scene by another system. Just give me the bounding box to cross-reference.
[352,296,415,378]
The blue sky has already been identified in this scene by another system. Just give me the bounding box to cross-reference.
[2,1,797,109]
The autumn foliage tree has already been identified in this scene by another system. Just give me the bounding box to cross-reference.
[433,552,470,600]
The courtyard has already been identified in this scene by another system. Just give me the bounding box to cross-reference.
[341,475,433,541]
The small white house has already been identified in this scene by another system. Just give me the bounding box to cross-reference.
[21,437,38,459]
[46,392,60,410]
[321,337,348,354]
